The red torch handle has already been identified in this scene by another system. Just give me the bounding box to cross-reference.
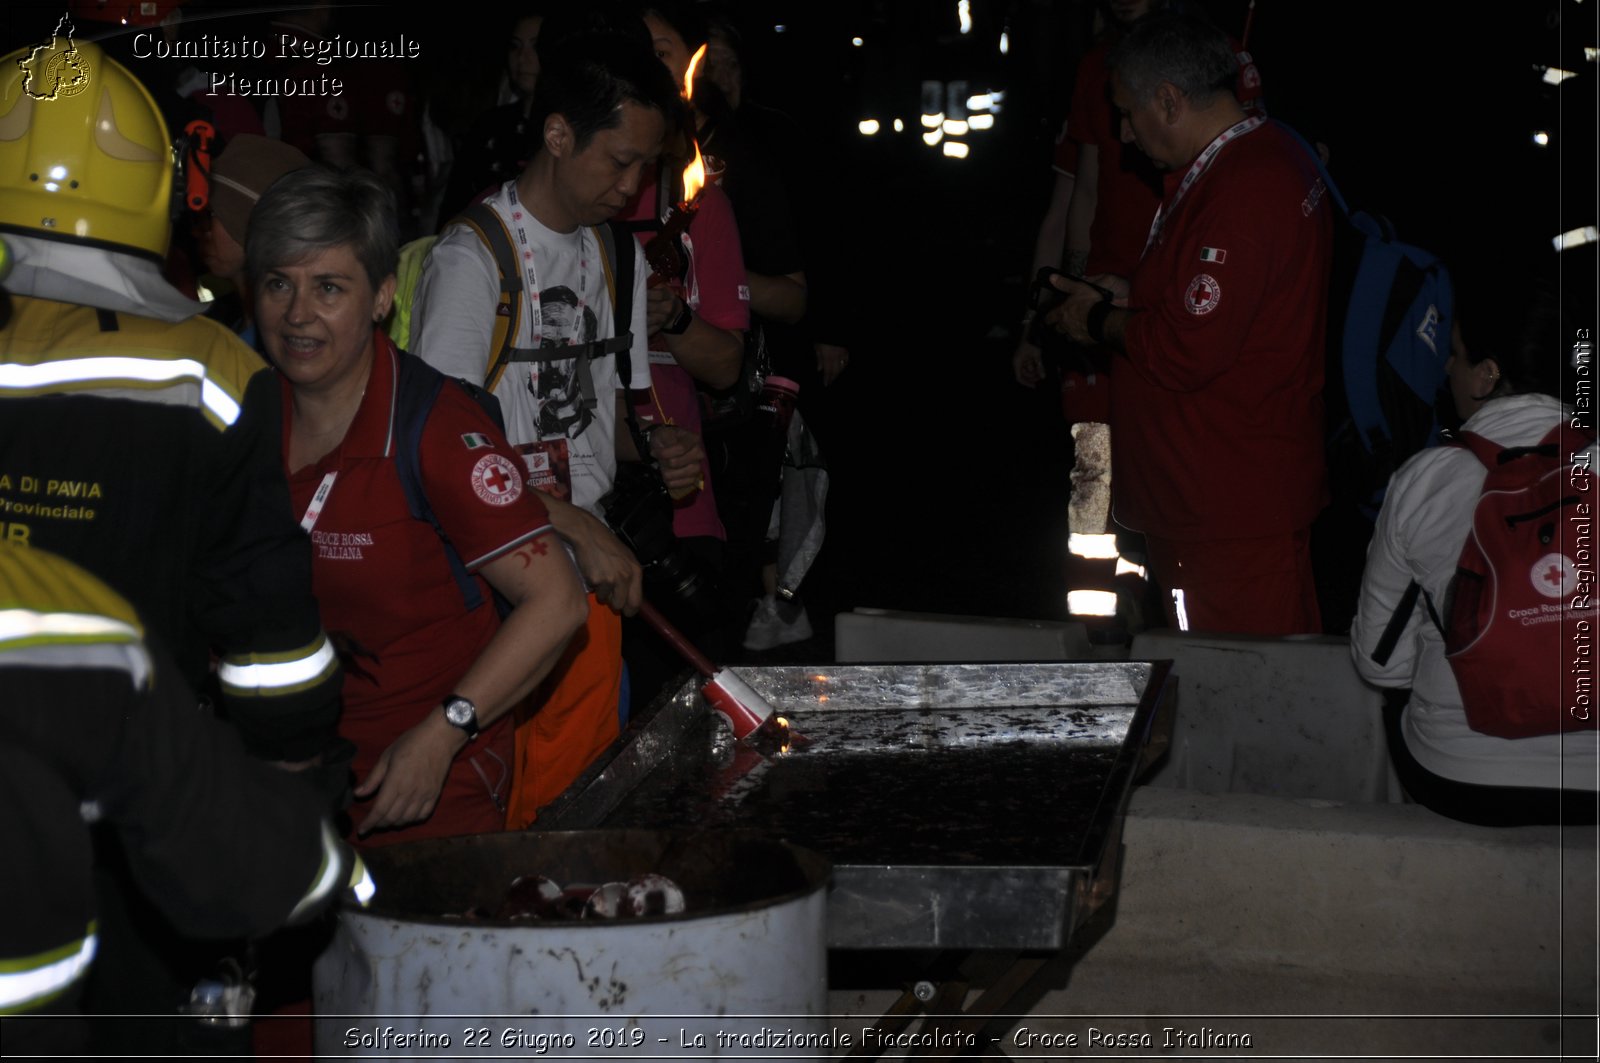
[636,600,716,678]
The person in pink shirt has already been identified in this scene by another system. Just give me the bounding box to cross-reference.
[616,4,752,698]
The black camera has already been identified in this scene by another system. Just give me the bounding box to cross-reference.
[1029,266,1071,317]
[1030,267,1117,311]
[600,461,717,619]
[1028,268,1116,346]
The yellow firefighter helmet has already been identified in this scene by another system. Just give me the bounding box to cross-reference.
[0,31,174,260]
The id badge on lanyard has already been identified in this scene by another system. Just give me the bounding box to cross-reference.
[300,471,338,532]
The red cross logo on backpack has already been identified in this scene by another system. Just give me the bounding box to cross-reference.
[1531,553,1577,598]
[1441,427,1598,738]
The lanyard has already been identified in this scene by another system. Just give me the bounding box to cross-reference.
[299,471,338,533]
[501,183,593,348]
[1143,115,1266,258]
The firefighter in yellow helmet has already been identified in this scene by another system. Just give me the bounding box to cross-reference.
[0,542,373,1057]
[0,23,346,1054]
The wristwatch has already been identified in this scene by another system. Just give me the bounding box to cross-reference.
[441,695,480,741]
[661,299,693,336]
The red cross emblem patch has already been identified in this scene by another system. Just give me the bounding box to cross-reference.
[471,453,523,506]
[1531,553,1577,599]
[1185,273,1221,315]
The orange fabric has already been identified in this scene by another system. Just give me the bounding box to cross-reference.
[506,593,623,828]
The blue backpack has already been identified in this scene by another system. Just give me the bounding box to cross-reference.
[1282,122,1455,518]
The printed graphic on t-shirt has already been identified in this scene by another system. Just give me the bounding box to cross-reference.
[528,284,599,441]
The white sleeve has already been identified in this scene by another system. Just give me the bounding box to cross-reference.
[625,242,653,390]
[411,229,501,386]
[1349,452,1477,687]
[1350,468,1428,688]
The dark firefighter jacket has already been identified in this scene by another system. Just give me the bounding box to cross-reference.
[0,295,340,760]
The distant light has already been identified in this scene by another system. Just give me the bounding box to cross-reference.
[958,0,972,34]
[1172,589,1190,631]
[1541,66,1578,84]
[920,112,944,128]
[942,118,969,135]
[922,129,944,146]
[999,31,1010,54]
[1533,130,1551,146]
[851,36,864,47]
[966,93,993,111]
[1587,46,1598,62]
[774,24,787,32]
[1068,590,1118,617]
[1115,557,1148,580]
[968,114,995,131]
[943,141,970,159]
[1554,226,1600,251]
[892,118,905,132]
[946,79,969,119]
[989,90,1006,104]
[1068,533,1119,559]
[858,119,880,135]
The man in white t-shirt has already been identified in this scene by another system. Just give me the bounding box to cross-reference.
[411,32,698,827]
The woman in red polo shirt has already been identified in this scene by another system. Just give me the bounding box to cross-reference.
[248,165,588,845]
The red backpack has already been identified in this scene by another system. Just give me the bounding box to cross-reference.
[1439,426,1598,738]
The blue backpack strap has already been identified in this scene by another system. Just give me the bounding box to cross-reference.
[392,350,488,613]
[1272,119,1349,218]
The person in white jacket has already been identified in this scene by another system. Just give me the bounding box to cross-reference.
[1351,271,1598,825]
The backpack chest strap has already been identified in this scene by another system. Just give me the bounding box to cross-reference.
[499,334,634,411]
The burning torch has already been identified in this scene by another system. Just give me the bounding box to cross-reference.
[642,44,711,290]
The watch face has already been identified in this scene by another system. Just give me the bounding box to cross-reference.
[445,698,477,728]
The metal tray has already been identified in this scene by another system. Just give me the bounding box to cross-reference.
[539,661,1171,950]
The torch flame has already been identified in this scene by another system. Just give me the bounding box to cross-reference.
[682,142,707,205]
[683,43,707,101]
[680,44,709,204]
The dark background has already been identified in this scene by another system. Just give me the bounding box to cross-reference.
[4,0,1593,638]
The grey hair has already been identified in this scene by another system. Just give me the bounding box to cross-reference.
[1108,12,1238,107]
[245,165,398,288]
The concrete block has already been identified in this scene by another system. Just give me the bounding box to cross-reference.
[1098,788,1598,1006]
[1130,629,1402,803]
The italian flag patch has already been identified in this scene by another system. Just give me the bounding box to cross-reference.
[1199,247,1227,263]
[461,433,494,450]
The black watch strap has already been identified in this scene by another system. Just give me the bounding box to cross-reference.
[661,299,693,335]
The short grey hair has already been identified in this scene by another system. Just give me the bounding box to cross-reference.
[245,165,398,288]
[1108,12,1238,107]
